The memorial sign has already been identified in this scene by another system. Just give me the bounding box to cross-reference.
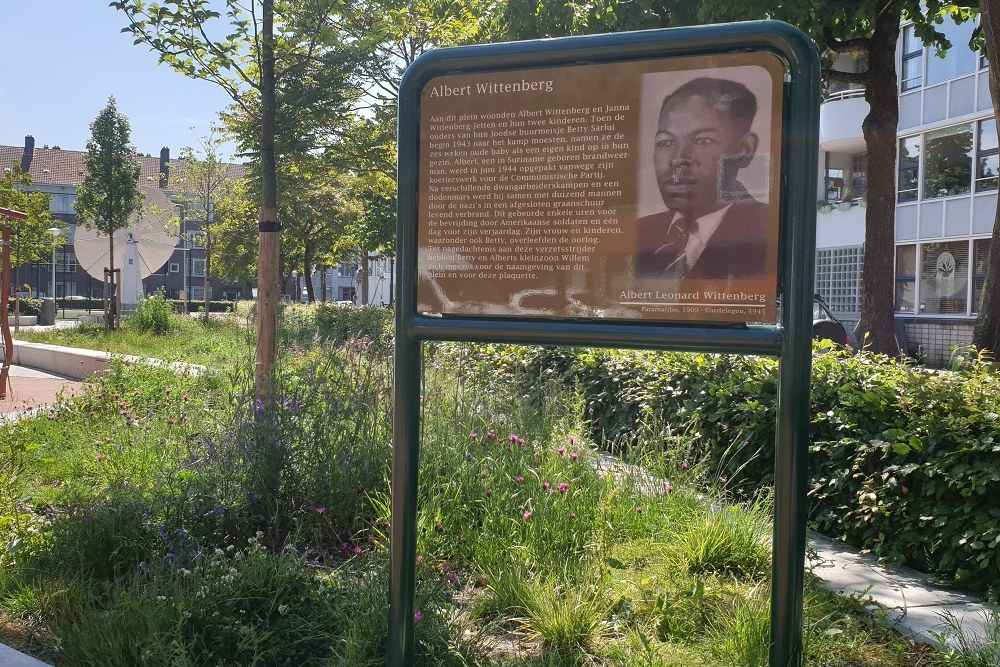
[417,53,784,323]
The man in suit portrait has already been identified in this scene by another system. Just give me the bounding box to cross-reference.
[635,77,769,280]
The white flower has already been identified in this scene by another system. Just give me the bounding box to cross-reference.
[278,604,289,615]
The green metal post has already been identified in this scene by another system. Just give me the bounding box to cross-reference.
[769,26,820,667]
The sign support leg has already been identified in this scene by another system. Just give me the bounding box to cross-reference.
[389,335,422,667]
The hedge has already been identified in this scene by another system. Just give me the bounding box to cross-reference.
[5,297,43,316]
[470,344,1000,593]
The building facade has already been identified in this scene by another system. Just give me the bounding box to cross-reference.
[816,16,995,365]
[1,139,246,308]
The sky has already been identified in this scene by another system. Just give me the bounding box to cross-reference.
[0,1,240,161]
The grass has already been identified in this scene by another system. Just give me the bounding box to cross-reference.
[14,314,253,368]
[0,318,963,665]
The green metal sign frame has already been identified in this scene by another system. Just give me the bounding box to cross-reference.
[393,20,819,667]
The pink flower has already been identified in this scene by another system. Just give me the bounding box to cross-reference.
[354,546,363,555]
[719,476,728,485]
[315,506,326,515]
[666,483,674,493]
[557,482,569,494]
[556,446,566,455]
[470,432,478,440]
[414,610,423,624]
[681,462,689,470]
[541,482,551,492]
[570,452,579,461]
[513,476,524,484]
[486,429,496,440]
[95,455,105,462]
[523,511,532,521]
[416,555,425,564]
[447,573,458,584]
[341,542,350,551]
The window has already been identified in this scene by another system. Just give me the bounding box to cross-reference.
[925,17,978,86]
[49,194,77,214]
[339,286,356,302]
[901,25,923,91]
[816,246,864,315]
[923,123,973,199]
[902,18,982,91]
[972,239,991,313]
[192,259,206,277]
[976,118,999,192]
[895,245,917,313]
[920,241,969,314]
[898,136,920,202]
[169,263,180,273]
[191,286,205,300]
[850,154,868,198]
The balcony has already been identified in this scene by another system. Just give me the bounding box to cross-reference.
[819,89,868,153]
[816,200,866,249]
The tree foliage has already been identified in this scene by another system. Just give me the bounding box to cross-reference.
[0,165,57,268]
[75,96,144,329]
[172,132,235,319]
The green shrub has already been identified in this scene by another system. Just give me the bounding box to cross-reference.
[280,303,393,350]
[5,297,42,317]
[124,291,176,334]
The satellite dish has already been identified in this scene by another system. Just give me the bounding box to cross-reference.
[73,186,178,307]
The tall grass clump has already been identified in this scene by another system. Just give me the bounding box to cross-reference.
[939,606,1000,666]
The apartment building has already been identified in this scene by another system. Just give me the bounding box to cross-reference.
[816,16,994,365]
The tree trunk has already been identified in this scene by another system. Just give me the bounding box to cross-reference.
[319,263,327,303]
[973,0,1000,354]
[255,0,280,398]
[304,243,316,303]
[858,0,902,355]
[204,238,211,322]
[107,232,117,330]
[358,252,369,305]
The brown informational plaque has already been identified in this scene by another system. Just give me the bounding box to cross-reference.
[417,53,784,324]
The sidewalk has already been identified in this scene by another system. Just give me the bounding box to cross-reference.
[808,532,991,649]
[0,364,83,420]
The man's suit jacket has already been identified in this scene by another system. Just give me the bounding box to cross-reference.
[635,195,769,280]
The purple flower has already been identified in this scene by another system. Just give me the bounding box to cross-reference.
[523,511,532,521]
[666,483,674,493]
[557,482,569,494]
[681,462,689,470]
[513,476,524,484]
[570,452,579,461]
[315,506,327,515]
[470,432,478,440]
[354,546,363,555]
[556,446,566,455]
[414,610,423,624]
[541,482,551,492]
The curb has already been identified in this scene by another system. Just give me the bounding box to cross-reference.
[11,340,205,380]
